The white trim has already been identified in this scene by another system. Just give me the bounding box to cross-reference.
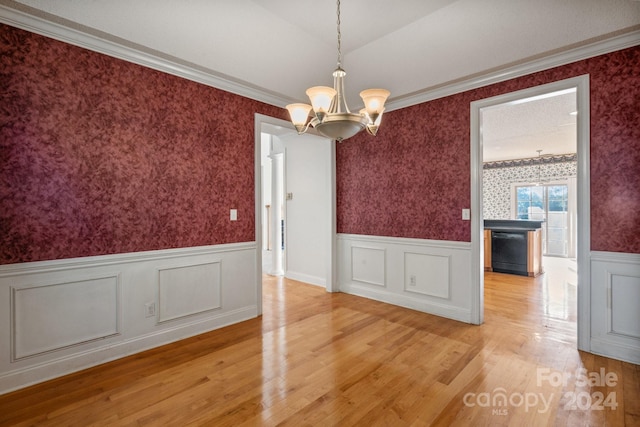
[591,251,640,264]
[0,242,255,277]
[285,271,326,288]
[337,233,472,251]
[470,75,591,341]
[388,30,640,111]
[575,76,591,352]
[341,283,472,323]
[1,3,638,111]
[254,114,267,315]
[0,4,291,107]
[590,337,640,365]
[327,139,339,292]
[470,106,484,325]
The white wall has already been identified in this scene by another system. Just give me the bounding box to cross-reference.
[282,133,331,287]
[0,243,258,394]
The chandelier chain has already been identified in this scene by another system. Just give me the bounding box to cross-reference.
[284,0,389,141]
[336,0,342,68]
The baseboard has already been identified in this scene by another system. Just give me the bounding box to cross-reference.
[590,337,640,365]
[0,306,256,395]
[342,282,472,324]
[285,270,326,288]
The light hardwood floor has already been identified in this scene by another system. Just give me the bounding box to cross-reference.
[0,262,638,426]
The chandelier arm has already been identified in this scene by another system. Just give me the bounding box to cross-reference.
[295,119,315,135]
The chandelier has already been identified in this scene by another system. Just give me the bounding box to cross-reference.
[285,0,390,142]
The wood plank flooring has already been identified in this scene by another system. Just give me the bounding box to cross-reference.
[1,263,638,426]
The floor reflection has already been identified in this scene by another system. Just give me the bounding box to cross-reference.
[541,257,577,320]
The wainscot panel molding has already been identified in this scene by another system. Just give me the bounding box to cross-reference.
[351,246,386,287]
[0,242,258,395]
[12,274,121,361]
[157,261,222,323]
[337,234,472,323]
[590,251,640,365]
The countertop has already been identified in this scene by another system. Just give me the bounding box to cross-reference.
[484,219,544,232]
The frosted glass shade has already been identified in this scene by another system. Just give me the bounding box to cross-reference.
[286,103,313,126]
[306,86,337,113]
[360,89,390,118]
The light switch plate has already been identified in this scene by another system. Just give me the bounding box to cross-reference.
[230,209,237,221]
[462,209,470,220]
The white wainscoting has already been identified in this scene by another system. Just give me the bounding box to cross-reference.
[157,261,222,323]
[590,251,640,365]
[0,242,258,395]
[338,234,473,323]
[12,274,120,361]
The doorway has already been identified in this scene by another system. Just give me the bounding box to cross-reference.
[254,114,336,316]
[470,75,591,352]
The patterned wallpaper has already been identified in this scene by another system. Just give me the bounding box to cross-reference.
[1,25,639,263]
[483,162,577,219]
[0,24,285,264]
[337,45,640,254]
[336,93,472,242]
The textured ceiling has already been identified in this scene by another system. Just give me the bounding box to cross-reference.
[482,90,577,162]
[2,0,639,159]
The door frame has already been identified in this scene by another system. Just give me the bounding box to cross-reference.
[254,114,337,315]
[469,75,591,351]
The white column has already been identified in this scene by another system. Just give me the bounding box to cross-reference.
[269,152,284,276]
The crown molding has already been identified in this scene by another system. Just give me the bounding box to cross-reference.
[1,3,639,111]
[386,29,640,111]
[483,153,577,169]
[0,3,293,108]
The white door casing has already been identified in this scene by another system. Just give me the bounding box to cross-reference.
[470,75,591,351]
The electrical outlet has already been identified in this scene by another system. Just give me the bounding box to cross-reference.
[145,302,156,318]
[409,275,417,287]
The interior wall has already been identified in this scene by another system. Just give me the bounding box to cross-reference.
[0,24,286,265]
[0,23,289,393]
[336,45,640,255]
[282,132,331,287]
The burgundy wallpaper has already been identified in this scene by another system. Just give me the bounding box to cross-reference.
[2,24,639,264]
[337,46,640,254]
[0,24,285,264]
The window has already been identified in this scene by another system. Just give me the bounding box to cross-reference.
[515,184,569,257]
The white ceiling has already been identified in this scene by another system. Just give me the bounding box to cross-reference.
[482,89,577,162]
[2,0,640,160]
